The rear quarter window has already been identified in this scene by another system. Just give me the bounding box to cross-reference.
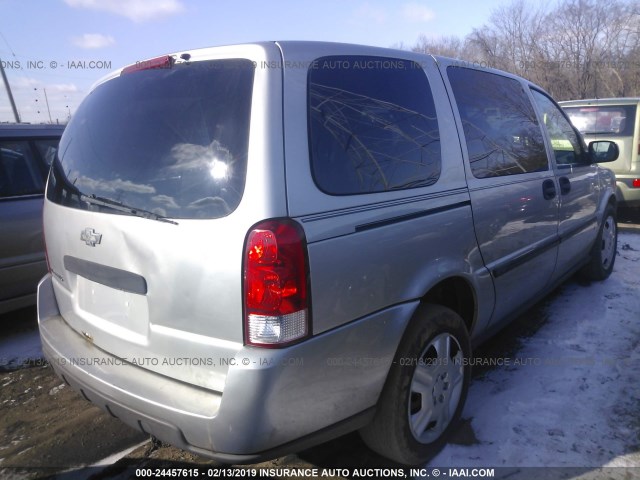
[308,56,441,195]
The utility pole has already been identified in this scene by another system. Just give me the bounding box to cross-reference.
[0,56,20,123]
[43,88,52,123]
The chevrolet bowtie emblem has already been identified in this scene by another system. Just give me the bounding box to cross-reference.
[80,228,102,247]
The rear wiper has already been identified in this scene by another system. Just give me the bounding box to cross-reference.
[80,194,179,225]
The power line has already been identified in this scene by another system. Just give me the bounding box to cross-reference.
[0,30,17,58]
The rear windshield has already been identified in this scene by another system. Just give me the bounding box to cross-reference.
[563,105,636,137]
[47,59,255,219]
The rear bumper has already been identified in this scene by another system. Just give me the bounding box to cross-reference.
[616,177,640,206]
[37,274,413,462]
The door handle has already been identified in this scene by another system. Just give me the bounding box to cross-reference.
[559,176,571,195]
[542,179,556,200]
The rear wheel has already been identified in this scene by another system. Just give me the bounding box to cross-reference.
[360,304,471,465]
[582,204,617,281]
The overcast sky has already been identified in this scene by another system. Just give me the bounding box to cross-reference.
[0,0,509,123]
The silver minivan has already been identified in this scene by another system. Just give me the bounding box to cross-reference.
[38,42,619,465]
[561,98,640,206]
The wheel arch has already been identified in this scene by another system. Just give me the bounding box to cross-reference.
[419,276,476,336]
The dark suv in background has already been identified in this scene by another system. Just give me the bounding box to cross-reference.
[0,124,64,314]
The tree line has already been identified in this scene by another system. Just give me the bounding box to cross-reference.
[410,0,640,101]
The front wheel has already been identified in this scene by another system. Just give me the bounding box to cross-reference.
[360,304,471,465]
[582,204,617,281]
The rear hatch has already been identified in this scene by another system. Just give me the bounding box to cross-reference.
[43,44,285,392]
[563,103,637,173]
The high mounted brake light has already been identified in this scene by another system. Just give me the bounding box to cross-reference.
[121,55,174,75]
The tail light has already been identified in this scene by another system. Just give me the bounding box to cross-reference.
[243,219,310,347]
[633,179,640,188]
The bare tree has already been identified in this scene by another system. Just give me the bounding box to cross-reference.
[597,1,640,96]
[412,35,466,58]
[410,0,640,100]
[468,0,547,75]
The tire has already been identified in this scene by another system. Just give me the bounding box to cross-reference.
[581,204,617,281]
[360,304,471,465]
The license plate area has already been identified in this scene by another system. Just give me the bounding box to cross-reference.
[76,276,149,340]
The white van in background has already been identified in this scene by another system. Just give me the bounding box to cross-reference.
[561,98,640,206]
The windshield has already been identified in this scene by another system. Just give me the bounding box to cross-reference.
[564,104,636,137]
[47,58,255,219]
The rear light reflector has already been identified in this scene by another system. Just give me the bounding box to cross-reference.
[121,55,174,75]
[243,219,310,347]
[633,179,640,188]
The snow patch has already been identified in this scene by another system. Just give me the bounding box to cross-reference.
[429,232,640,468]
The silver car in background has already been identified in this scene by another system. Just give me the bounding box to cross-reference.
[1,124,64,314]
[561,98,640,207]
[37,42,618,465]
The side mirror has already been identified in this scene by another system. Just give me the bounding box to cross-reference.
[589,140,619,163]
